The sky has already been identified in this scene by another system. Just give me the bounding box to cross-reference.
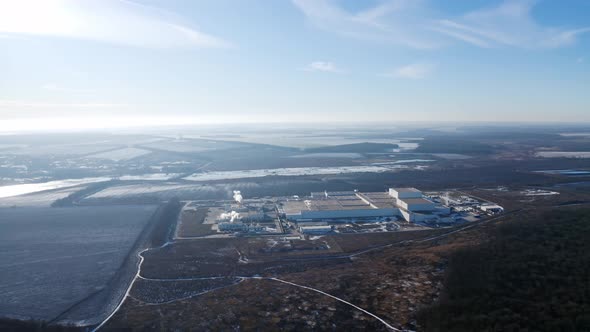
[0,0,589,132]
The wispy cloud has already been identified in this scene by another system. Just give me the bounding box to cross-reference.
[292,0,589,50]
[433,0,590,49]
[383,63,435,79]
[577,57,585,63]
[292,0,440,49]
[303,61,343,73]
[0,0,231,49]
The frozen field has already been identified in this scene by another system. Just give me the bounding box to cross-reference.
[0,186,83,207]
[87,183,195,199]
[431,153,473,159]
[536,151,590,158]
[289,153,363,159]
[0,177,111,198]
[140,139,237,153]
[1,143,122,156]
[183,166,396,182]
[535,169,590,176]
[84,183,239,202]
[86,147,151,161]
[223,135,420,150]
[117,173,181,181]
[0,205,157,322]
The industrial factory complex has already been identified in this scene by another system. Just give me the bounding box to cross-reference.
[279,188,450,223]
[176,187,503,238]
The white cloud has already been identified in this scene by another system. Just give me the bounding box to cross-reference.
[292,0,589,50]
[0,0,231,49]
[303,61,343,73]
[292,0,441,49]
[384,63,434,79]
[433,0,590,49]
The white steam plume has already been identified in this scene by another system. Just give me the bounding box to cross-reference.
[233,190,243,204]
[220,211,241,223]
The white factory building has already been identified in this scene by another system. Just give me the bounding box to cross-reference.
[397,198,436,212]
[280,188,447,223]
[299,225,332,234]
[388,187,423,199]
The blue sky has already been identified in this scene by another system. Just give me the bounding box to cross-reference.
[0,0,589,131]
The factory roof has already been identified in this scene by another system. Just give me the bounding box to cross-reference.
[357,192,401,209]
[311,191,357,198]
[283,191,411,216]
[307,197,373,211]
[391,187,421,193]
[281,200,308,215]
[402,198,435,205]
[282,194,374,214]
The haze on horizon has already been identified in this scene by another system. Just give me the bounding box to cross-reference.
[1,0,589,132]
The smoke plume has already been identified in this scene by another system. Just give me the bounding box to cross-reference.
[233,190,243,204]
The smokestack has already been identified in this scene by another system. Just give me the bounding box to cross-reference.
[233,190,243,204]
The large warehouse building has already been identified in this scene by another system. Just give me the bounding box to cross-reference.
[280,188,447,222]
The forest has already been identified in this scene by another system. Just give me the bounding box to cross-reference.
[419,208,590,331]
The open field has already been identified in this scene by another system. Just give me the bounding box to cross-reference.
[139,139,245,153]
[86,148,151,161]
[0,178,111,199]
[176,207,216,237]
[536,151,590,158]
[0,205,158,323]
[1,144,123,157]
[183,166,406,182]
[0,186,85,207]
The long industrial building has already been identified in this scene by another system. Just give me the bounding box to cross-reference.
[280,188,449,222]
